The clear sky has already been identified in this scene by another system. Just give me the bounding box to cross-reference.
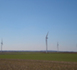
[0,0,77,51]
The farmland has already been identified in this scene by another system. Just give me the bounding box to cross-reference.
[0,52,77,70]
[0,52,77,62]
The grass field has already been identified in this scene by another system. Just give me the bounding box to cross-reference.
[0,52,77,62]
[0,52,77,70]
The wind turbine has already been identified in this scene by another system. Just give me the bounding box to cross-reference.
[46,32,49,53]
[57,42,59,52]
[1,39,3,52]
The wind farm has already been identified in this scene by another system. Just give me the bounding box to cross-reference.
[0,0,77,70]
[0,35,77,70]
[0,31,77,70]
[0,32,77,70]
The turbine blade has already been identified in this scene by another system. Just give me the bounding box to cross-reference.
[46,32,49,38]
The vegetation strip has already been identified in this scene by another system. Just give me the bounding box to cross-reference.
[0,52,77,62]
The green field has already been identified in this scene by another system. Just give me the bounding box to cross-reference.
[0,52,77,62]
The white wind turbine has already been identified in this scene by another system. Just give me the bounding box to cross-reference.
[57,42,59,52]
[1,39,3,52]
[46,32,49,53]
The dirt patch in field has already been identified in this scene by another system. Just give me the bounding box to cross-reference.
[0,59,77,70]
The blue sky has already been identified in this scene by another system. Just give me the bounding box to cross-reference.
[0,0,77,51]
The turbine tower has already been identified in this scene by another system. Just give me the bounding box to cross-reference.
[57,42,59,52]
[46,32,49,53]
[1,39,3,52]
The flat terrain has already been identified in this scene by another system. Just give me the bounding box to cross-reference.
[0,52,77,62]
[0,52,77,70]
[0,59,77,70]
